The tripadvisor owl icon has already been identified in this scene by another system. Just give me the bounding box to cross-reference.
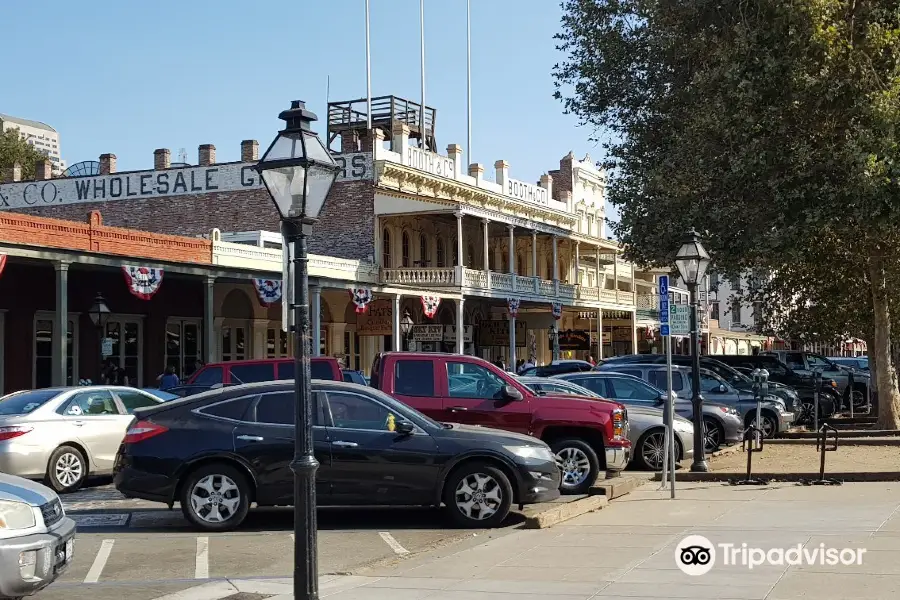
[676,535,715,576]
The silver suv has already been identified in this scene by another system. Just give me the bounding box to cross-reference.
[0,473,76,598]
[596,363,794,438]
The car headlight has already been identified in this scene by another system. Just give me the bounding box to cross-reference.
[0,500,36,531]
[504,445,555,462]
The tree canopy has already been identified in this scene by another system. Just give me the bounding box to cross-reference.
[0,127,51,181]
[554,0,900,427]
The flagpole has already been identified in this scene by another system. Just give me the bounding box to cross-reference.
[420,0,426,148]
[466,0,472,164]
[365,0,372,130]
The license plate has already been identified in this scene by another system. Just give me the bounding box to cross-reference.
[56,539,73,565]
[65,539,74,561]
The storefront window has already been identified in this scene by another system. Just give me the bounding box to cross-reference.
[267,327,290,358]
[33,317,76,388]
[166,319,202,379]
[221,326,246,362]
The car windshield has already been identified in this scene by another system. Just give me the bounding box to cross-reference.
[0,389,62,415]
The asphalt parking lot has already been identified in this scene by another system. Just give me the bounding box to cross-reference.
[34,482,523,600]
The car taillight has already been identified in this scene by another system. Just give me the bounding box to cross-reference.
[0,426,32,442]
[612,408,626,440]
[123,420,168,444]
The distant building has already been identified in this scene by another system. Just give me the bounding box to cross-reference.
[0,113,66,175]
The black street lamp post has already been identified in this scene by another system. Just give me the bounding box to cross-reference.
[548,324,560,362]
[674,230,712,473]
[256,100,339,600]
[88,292,111,383]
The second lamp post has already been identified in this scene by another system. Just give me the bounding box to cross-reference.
[256,100,340,600]
[674,230,712,473]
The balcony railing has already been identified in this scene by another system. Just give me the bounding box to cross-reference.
[382,267,457,286]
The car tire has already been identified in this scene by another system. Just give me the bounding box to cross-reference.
[745,411,779,439]
[46,445,87,493]
[702,418,724,453]
[636,429,667,471]
[443,461,512,528]
[550,438,600,494]
[180,463,251,532]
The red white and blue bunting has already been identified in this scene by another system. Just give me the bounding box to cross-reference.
[507,298,520,318]
[122,265,164,300]
[348,288,374,313]
[551,301,562,320]
[421,295,441,319]
[0,254,6,280]
[252,278,283,306]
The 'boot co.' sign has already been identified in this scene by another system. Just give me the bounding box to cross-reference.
[0,154,372,210]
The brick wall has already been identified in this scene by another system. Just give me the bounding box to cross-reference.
[0,210,212,263]
[309,179,376,260]
[548,153,575,201]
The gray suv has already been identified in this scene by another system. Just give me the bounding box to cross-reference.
[557,371,744,453]
[594,364,794,438]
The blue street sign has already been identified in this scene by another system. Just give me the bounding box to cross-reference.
[658,276,670,326]
[661,324,670,336]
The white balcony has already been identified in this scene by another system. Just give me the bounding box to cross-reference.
[378,266,635,307]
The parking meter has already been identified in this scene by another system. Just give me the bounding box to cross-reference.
[758,369,769,439]
[813,369,822,431]
[847,369,855,418]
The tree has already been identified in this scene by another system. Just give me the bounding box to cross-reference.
[0,127,50,180]
[553,0,900,428]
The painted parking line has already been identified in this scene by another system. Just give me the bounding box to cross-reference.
[71,513,130,527]
[195,536,209,579]
[378,531,410,555]
[83,539,115,583]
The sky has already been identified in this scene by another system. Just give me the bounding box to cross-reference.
[3,0,605,195]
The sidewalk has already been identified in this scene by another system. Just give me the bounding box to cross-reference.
[161,482,900,599]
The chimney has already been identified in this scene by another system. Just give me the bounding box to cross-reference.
[99,153,117,175]
[241,140,259,162]
[447,144,463,178]
[2,163,21,183]
[341,130,360,153]
[494,160,510,189]
[199,144,216,166]
[35,159,52,180]
[392,123,410,155]
[468,163,484,184]
[539,173,553,198]
[154,148,171,170]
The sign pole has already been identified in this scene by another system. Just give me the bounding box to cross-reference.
[667,330,676,499]
[657,276,675,497]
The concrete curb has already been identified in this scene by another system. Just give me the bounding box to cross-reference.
[780,429,900,439]
[767,437,900,446]
[589,473,652,499]
[522,495,609,529]
[652,471,900,483]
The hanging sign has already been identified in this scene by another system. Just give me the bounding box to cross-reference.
[252,278,283,306]
[552,329,591,351]
[507,298,520,318]
[411,324,444,342]
[0,253,6,279]
[421,295,441,319]
[122,265,164,300]
[349,288,374,313]
[480,319,527,347]
[551,301,562,320]
[358,299,393,336]
[101,338,114,357]
[443,325,474,343]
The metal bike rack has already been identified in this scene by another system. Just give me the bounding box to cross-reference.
[799,424,842,486]
[730,426,769,486]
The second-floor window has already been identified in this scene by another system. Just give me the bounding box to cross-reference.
[710,302,720,321]
[382,229,391,267]
[419,234,429,266]
[436,237,446,267]
[402,232,410,267]
[730,298,742,324]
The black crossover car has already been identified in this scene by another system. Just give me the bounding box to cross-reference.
[114,380,560,531]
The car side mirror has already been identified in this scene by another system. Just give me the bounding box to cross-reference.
[503,385,524,401]
[718,384,727,393]
[654,394,665,406]
[395,420,415,435]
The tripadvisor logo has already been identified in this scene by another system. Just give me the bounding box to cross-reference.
[675,535,866,575]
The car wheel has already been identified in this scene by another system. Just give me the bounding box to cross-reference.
[443,461,512,528]
[702,418,723,453]
[636,429,667,471]
[180,463,251,532]
[47,445,87,493]
[746,412,778,438]
[550,438,600,494]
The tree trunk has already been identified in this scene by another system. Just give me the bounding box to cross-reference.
[869,256,900,429]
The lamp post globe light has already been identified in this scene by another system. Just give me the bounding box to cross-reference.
[400,309,414,350]
[88,292,111,383]
[673,230,712,473]
[256,100,339,600]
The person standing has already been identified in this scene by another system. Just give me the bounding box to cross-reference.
[158,365,180,390]
[520,355,536,373]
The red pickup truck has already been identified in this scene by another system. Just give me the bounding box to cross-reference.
[370,352,630,493]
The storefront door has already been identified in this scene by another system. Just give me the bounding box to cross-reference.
[104,317,142,386]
